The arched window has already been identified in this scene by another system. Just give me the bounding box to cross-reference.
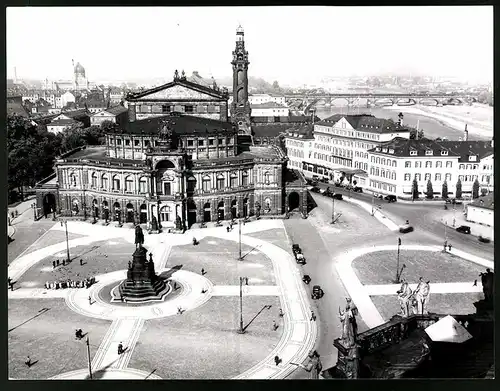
[187,176,196,192]
[202,175,211,192]
[381,158,386,165]
[391,172,396,180]
[264,197,272,211]
[376,157,380,164]
[160,205,171,222]
[242,171,249,186]
[91,172,98,188]
[217,174,225,190]
[101,174,109,189]
[230,173,238,188]
[125,176,134,192]
[459,164,465,170]
[264,171,273,184]
[139,177,148,193]
[112,175,120,191]
[69,172,77,187]
[392,160,397,167]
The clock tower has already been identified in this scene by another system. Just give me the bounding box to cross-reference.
[230,25,251,135]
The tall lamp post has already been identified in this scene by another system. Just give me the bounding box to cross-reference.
[237,276,249,334]
[371,193,375,216]
[395,237,402,283]
[331,196,335,224]
[61,220,71,263]
[86,336,93,380]
[238,214,242,261]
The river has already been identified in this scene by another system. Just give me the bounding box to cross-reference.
[312,102,493,141]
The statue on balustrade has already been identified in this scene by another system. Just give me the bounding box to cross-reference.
[414,277,431,315]
[297,350,323,380]
[135,225,144,249]
[480,268,494,303]
[339,304,357,348]
[397,278,412,317]
[346,298,358,338]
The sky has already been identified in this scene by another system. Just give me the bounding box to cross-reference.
[6,6,493,85]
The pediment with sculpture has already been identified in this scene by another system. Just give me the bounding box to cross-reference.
[131,84,225,102]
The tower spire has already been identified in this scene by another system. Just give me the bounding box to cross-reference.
[230,25,251,135]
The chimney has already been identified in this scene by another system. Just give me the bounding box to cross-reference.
[464,123,468,141]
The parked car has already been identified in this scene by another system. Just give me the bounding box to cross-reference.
[295,252,306,265]
[456,225,471,234]
[302,274,311,284]
[446,198,462,205]
[353,187,363,193]
[334,182,343,187]
[478,235,491,243]
[312,285,324,299]
[384,195,397,203]
[319,177,329,183]
[332,193,343,200]
[399,223,414,234]
[292,243,302,254]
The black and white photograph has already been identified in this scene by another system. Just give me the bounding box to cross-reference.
[6,5,494,380]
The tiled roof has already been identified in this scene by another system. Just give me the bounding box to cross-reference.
[49,118,80,127]
[316,114,410,134]
[7,102,29,117]
[436,141,493,162]
[469,193,494,210]
[102,105,128,116]
[367,137,460,158]
[61,109,90,119]
[119,113,236,135]
[285,123,314,139]
[127,78,228,100]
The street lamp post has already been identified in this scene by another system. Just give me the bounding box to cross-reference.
[86,336,93,380]
[331,196,335,224]
[237,276,249,334]
[238,214,242,261]
[61,220,70,263]
[395,237,402,283]
[371,194,375,216]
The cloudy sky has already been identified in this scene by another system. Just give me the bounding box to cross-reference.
[6,6,493,85]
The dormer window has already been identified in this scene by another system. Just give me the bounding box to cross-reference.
[410,149,417,156]
[382,148,388,153]
[389,148,395,154]
[425,149,434,156]
[469,155,477,161]
[441,150,448,156]
[375,147,380,152]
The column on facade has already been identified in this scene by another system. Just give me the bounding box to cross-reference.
[237,195,243,218]
[196,199,203,223]
[224,196,231,220]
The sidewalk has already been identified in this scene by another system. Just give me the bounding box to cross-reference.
[434,208,494,241]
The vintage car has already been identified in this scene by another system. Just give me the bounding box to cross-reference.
[353,186,363,193]
[478,235,491,243]
[384,195,397,203]
[295,252,307,265]
[332,193,343,200]
[399,223,414,234]
[309,186,321,193]
[312,285,324,299]
[456,225,471,234]
[302,274,311,284]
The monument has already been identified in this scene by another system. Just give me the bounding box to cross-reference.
[474,268,494,316]
[117,234,169,302]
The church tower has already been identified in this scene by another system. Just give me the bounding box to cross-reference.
[230,25,251,135]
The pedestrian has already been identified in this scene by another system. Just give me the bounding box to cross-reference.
[226,226,230,233]
[88,296,92,306]
[201,287,207,294]
[62,259,66,266]
[173,282,178,290]
[8,277,12,286]
[274,355,282,366]
[80,259,83,266]
[25,356,31,367]
[118,342,123,355]
[279,308,284,317]
[53,261,56,269]
[201,268,205,275]
[177,306,183,315]
[448,244,452,251]
[473,280,477,286]
[56,259,60,267]
[272,320,278,331]
[443,240,448,252]
[310,310,316,321]
[10,282,14,291]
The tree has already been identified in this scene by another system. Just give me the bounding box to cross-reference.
[472,178,480,199]
[441,180,449,199]
[456,178,462,199]
[426,179,434,199]
[411,177,419,200]
[417,129,425,140]
[272,80,280,90]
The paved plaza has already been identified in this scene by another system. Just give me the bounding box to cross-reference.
[8,219,317,380]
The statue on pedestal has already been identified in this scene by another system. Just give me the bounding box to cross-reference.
[151,216,158,232]
[480,268,494,302]
[135,225,144,249]
[397,278,412,317]
[174,69,179,80]
[414,277,431,315]
[346,298,358,338]
[339,304,357,348]
[175,215,183,231]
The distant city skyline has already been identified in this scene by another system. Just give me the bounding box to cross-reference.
[7,6,493,86]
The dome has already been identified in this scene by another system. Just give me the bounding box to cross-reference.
[74,62,86,76]
[236,25,244,34]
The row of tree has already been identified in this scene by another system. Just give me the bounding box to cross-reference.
[7,114,116,203]
[411,177,482,200]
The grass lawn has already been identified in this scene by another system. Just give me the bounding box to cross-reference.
[8,299,111,379]
[246,228,291,253]
[371,292,483,322]
[129,296,283,379]
[168,236,276,286]
[24,230,85,256]
[352,250,484,285]
[16,237,136,289]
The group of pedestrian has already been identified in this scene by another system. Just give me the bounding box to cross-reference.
[45,277,96,290]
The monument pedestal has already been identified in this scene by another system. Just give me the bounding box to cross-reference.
[118,246,169,303]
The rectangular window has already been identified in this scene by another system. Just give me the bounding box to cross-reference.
[144,140,150,146]
[445,173,451,181]
[446,161,452,168]
[162,105,171,113]
[152,105,162,113]
[230,176,237,188]
[209,139,214,146]
[415,162,421,168]
[425,173,431,180]
[187,139,194,147]
[217,177,225,190]
[197,105,207,113]
[435,173,441,181]
[185,105,194,113]
[436,161,442,168]
[425,161,432,168]
[139,180,147,193]
[215,105,220,113]
[163,182,171,196]
[141,105,151,113]
[198,139,204,146]
[207,105,216,113]
[91,176,97,188]
[113,178,120,190]
[242,173,248,186]
[134,139,140,146]
[404,173,410,181]
[404,161,411,168]
[125,139,130,146]
[415,174,421,181]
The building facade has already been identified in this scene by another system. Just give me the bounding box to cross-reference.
[250,102,290,117]
[466,193,494,227]
[90,105,128,126]
[249,94,286,106]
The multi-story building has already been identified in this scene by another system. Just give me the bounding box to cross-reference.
[35,26,308,229]
[367,137,460,197]
[284,124,314,170]
[249,94,286,106]
[250,102,290,117]
[90,105,128,126]
[304,114,410,181]
[47,109,90,133]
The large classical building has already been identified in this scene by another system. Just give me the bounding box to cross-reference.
[35,26,308,229]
